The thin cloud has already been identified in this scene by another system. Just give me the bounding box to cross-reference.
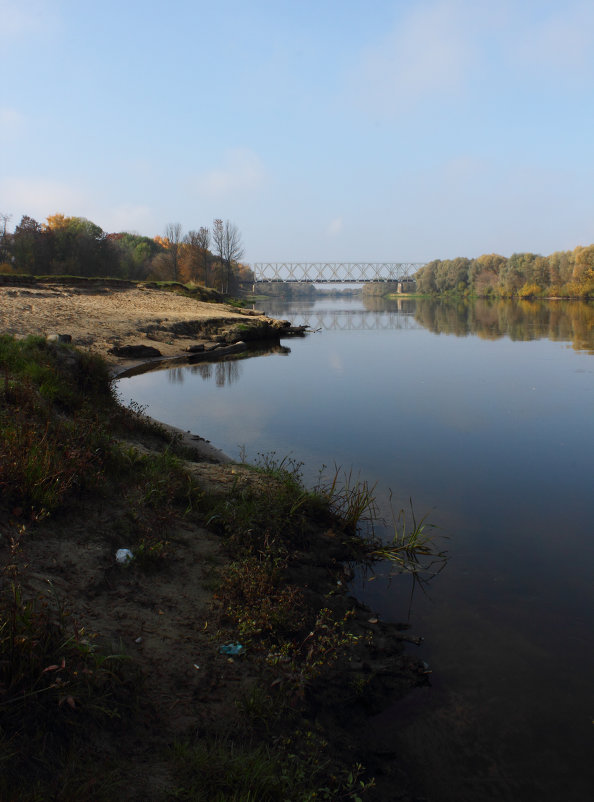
[326,217,343,237]
[101,204,153,234]
[0,177,85,222]
[0,0,57,39]
[508,2,594,79]
[352,1,477,117]
[195,148,267,199]
[0,107,25,137]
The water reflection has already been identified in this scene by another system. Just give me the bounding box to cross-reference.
[167,360,241,387]
[260,296,594,351]
[120,293,594,801]
[295,307,420,331]
[407,297,594,353]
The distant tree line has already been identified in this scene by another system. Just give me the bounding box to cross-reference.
[0,213,253,293]
[414,246,594,299]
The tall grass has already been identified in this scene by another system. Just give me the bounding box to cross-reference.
[0,577,137,798]
[313,464,377,533]
[0,336,118,518]
[171,736,375,801]
[238,452,378,535]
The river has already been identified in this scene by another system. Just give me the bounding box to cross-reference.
[117,295,594,802]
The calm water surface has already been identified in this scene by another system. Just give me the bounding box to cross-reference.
[117,297,594,801]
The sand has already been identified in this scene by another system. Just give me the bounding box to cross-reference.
[0,280,278,367]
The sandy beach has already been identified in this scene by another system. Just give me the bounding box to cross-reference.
[0,279,288,369]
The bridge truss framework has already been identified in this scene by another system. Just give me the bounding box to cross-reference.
[252,262,425,283]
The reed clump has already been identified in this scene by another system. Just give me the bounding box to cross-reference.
[313,464,378,534]
[368,499,448,577]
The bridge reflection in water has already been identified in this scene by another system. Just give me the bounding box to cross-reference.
[276,307,423,332]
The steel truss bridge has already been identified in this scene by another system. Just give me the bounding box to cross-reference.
[252,262,425,283]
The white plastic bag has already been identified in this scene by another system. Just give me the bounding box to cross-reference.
[115,548,134,564]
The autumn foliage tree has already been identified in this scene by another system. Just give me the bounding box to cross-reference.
[181,227,212,285]
[147,220,246,291]
[414,246,594,299]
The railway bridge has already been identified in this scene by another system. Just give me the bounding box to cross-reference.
[252,262,425,284]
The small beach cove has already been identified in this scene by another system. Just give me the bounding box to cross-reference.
[0,279,428,801]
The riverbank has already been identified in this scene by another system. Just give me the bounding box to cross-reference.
[0,287,428,800]
[0,277,302,375]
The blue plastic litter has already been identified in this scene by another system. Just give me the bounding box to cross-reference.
[219,642,243,656]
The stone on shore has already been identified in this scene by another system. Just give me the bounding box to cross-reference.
[109,344,162,358]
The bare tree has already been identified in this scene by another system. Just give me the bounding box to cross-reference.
[197,225,211,286]
[196,226,210,251]
[164,222,183,281]
[0,213,12,264]
[0,213,11,237]
[212,219,224,290]
[212,219,244,293]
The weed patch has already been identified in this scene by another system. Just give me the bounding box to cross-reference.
[216,556,305,642]
[171,734,375,801]
[0,577,137,799]
[0,337,117,518]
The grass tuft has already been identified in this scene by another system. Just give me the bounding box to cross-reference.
[313,464,377,533]
[171,735,375,801]
[369,498,447,576]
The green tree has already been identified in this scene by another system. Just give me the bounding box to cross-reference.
[499,253,533,295]
[523,254,549,288]
[11,216,51,274]
[415,261,438,293]
[43,215,115,277]
[107,232,160,279]
[433,257,471,293]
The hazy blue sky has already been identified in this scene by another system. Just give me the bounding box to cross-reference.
[1,0,593,262]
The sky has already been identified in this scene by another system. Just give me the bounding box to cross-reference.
[1,0,594,263]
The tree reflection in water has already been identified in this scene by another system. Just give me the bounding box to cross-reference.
[408,297,594,354]
[167,360,241,387]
